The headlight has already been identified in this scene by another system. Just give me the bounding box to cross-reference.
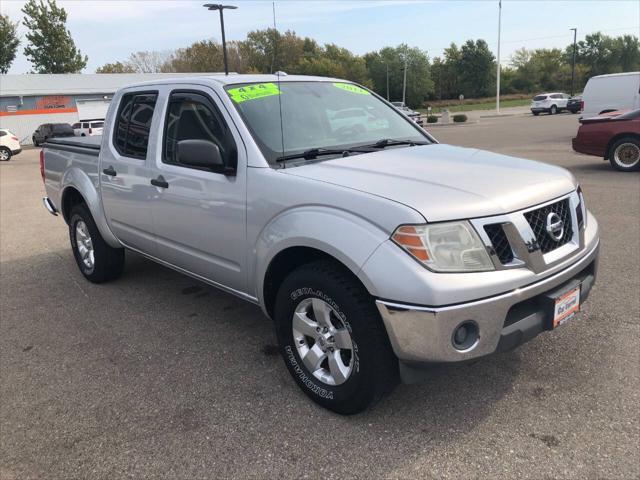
[392,221,494,272]
[577,185,587,229]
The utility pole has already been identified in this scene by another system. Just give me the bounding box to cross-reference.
[203,4,238,75]
[570,28,577,96]
[386,63,390,101]
[496,0,502,114]
[402,57,408,105]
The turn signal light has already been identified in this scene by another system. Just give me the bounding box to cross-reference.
[392,225,430,262]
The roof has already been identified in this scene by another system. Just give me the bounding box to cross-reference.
[0,73,225,97]
[592,71,639,79]
[0,73,349,97]
[126,74,345,89]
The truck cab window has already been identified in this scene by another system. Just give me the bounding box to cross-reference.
[163,93,236,169]
[113,92,158,159]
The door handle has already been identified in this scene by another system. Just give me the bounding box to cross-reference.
[150,175,169,189]
[102,166,117,177]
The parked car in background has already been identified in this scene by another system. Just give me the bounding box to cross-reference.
[72,120,105,137]
[581,72,640,119]
[572,109,640,171]
[567,95,583,114]
[391,101,424,126]
[328,108,388,136]
[0,129,22,161]
[40,75,599,414]
[530,93,570,115]
[32,123,75,146]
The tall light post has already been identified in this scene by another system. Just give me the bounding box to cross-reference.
[496,0,502,114]
[570,28,577,96]
[386,63,390,101]
[203,4,238,75]
[402,57,408,105]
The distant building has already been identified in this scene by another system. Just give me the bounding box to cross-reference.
[0,73,221,144]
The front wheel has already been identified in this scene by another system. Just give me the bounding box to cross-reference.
[609,137,640,172]
[69,203,125,283]
[275,260,398,415]
[0,147,11,161]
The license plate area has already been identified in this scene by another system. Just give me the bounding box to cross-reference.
[542,281,582,330]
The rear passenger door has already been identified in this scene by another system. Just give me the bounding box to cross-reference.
[149,87,247,293]
[100,90,159,255]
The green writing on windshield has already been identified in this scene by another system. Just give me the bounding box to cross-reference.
[227,83,281,103]
[333,83,370,95]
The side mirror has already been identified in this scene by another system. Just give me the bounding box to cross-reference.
[176,139,235,175]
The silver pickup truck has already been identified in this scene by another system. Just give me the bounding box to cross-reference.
[41,75,600,414]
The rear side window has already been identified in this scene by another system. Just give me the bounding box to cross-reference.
[0,131,6,137]
[533,95,547,101]
[72,123,80,129]
[113,92,158,159]
[92,122,104,128]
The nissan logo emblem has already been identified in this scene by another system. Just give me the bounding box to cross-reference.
[545,212,564,241]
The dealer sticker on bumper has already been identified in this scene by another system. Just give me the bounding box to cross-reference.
[553,286,581,327]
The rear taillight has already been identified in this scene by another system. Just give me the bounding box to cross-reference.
[39,149,45,183]
[11,136,18,141]
[580,100,584,111]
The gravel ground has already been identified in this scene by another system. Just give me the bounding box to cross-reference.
[1,112,638,479]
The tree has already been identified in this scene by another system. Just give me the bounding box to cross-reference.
[0,14,20,74]
[21,0,87,73]
[365,44,432,108]
[96,61,136,74]
[458,39,495,97]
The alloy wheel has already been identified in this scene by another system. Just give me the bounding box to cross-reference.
[292,298,354,386]
[75,221,95,270]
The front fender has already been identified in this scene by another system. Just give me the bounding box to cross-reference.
[252,206,390,309]
[61,167,120,248]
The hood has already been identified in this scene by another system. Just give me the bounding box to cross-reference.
[282,144,576,222]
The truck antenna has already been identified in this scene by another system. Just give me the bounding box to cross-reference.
[273,1,285,168]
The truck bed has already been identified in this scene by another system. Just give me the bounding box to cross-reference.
[45,136,101,155]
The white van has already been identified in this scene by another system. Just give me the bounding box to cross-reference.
[581,72,640,119]
[72,119,104,137]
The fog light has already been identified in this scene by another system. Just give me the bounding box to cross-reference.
[452,321,479,351]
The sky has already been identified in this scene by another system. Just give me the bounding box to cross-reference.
[1,0,639,74]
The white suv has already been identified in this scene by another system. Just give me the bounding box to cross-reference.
[72,120,105,137]
[530,93,570,115]
[0,129,22,161]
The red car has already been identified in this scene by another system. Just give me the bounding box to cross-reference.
[572,109,640,172]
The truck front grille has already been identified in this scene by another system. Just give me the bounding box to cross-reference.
[524,199,573,253]
[484,224,514,264]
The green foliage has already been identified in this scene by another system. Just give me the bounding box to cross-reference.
[426,115,438,123]
[364,44,433,108]
[452,114,468,123]
[96,61,136,74]
[0,14,20,74]
[22,0,87,73]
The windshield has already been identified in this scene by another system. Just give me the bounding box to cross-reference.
[226,81,429,164]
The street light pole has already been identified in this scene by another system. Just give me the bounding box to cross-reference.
[386,63,389,101]
[496,0,502,114]
[570,28,577,96]
[203,4,238,75]
[402,57,408,105]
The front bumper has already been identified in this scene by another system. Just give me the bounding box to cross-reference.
[376,239,599,365]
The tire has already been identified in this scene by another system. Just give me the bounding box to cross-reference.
[274,260,398,415]
[69,203,125,283]
[532,111,540,116]
[550,105,557,115]
[608,137,640,172]
[0,147,11,161]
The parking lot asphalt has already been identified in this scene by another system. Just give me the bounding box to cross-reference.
[1,113,639,479]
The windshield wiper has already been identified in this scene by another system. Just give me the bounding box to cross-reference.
[364,138,431,149]
[275,147,367,163]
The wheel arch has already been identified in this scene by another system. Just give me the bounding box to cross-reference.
[254,207,392,320]
[59,168,121,248]
[604,133,640,160]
